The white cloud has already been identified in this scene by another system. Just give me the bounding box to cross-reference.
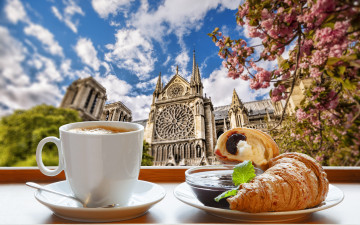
[131,0,242,43]
[203,66,271,107]
[95,73,153,120]
[51,6,63,20]
[0,27,28,85]
[103,0,242,80]
[74,37,101,71]
[24,23,64,57]
[174,50,190,76]
[105,29,155,80]
[95,74,132,102]
[28,54,63,82]
[93,73,152,121]
[1,81,63,112]
[51,0,85,33]
[135,75,159,90]
[4,0,28,24]
[121,95,152,121]
[60,59,73,77]
[0,27,63,116]
[218,0,243,10]
[91,0,133,19]
[163,56,171,66]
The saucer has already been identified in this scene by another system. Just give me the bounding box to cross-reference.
[34,180,166,222]
[174,182,344,223]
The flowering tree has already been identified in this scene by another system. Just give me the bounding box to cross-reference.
[209,0,360,165]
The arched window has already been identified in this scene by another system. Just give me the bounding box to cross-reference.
[196,145,201,158]
[119,112,123,121]
[70,88,78,104]
[190,143,195,158]
[90,93,99,114]
[179,144,184,160]
[157,147,161,162]
[84,89,94,109]
[184,143,189,159]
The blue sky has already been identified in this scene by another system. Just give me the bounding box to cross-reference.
[0,0,273,120]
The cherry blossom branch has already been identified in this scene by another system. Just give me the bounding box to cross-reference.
[270,28,302,131]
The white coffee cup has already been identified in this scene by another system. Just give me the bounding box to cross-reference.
[36,121,144,208]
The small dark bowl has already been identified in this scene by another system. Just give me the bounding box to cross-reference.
[185,165,262,209]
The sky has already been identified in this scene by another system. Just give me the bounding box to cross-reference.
[0,0,275,121]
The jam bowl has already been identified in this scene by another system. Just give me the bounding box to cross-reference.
[185,165,263,209]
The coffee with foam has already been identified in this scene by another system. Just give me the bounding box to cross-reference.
[68,125,133,134]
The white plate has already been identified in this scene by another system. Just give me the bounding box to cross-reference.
[34,180,166,222]
[174,182,344,223]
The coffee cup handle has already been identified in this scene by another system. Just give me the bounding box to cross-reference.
[36,137,64,176]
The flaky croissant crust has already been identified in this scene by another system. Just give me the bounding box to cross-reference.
[227,152,329,212]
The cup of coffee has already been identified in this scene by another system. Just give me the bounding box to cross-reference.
[36,121,144,208]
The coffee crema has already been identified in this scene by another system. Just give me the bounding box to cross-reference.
[68,125,134,134]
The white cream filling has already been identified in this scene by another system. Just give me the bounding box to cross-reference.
[236,140,267,165]
[236,140,253,158]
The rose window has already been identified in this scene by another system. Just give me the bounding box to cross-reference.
[168,84,184,98]
[155,104,194,140]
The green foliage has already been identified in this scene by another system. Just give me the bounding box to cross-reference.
[0,105,82,166]
[141,140,154,166]
[270,114,360,166]
[0,105,155,167]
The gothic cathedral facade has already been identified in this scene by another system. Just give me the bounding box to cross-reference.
[144,51,217,166]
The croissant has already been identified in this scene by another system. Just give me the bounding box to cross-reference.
[227,152,329,212]
[214,127,279,170]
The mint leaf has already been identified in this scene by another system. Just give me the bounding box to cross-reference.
[214,188,238,202]
[213,161,257,203]
[232,160,256,186]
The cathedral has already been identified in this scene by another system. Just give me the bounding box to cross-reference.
[60,51,306,167]
[143,52,217,166]
[60,77,132,122]
[142,51,284,166]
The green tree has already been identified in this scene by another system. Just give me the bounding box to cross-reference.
[141,140,154,166]
[0,104,82,166]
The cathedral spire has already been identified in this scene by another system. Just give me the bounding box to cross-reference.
[154,72,162,94]
[195,64,201,84]
[192,50,196,76]
[190,50,203,88]
[231,88,243,108]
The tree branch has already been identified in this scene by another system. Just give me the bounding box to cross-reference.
[270,27,302,131]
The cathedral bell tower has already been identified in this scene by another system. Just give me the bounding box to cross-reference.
[190,50,203,96]
[228,89,249,128]
[60,77,107,121]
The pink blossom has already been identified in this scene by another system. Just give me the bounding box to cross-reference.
[300,62,309,69]
[315,155,324,162]
[313,86,325,93]
[261,19,273,30]
[296,108,308,121]
[248,26,262,38]
[249,79,262,90]
[261,8,270,20]
[311,50,327,66]
[310,67,322,78]
[300,39,313,56]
